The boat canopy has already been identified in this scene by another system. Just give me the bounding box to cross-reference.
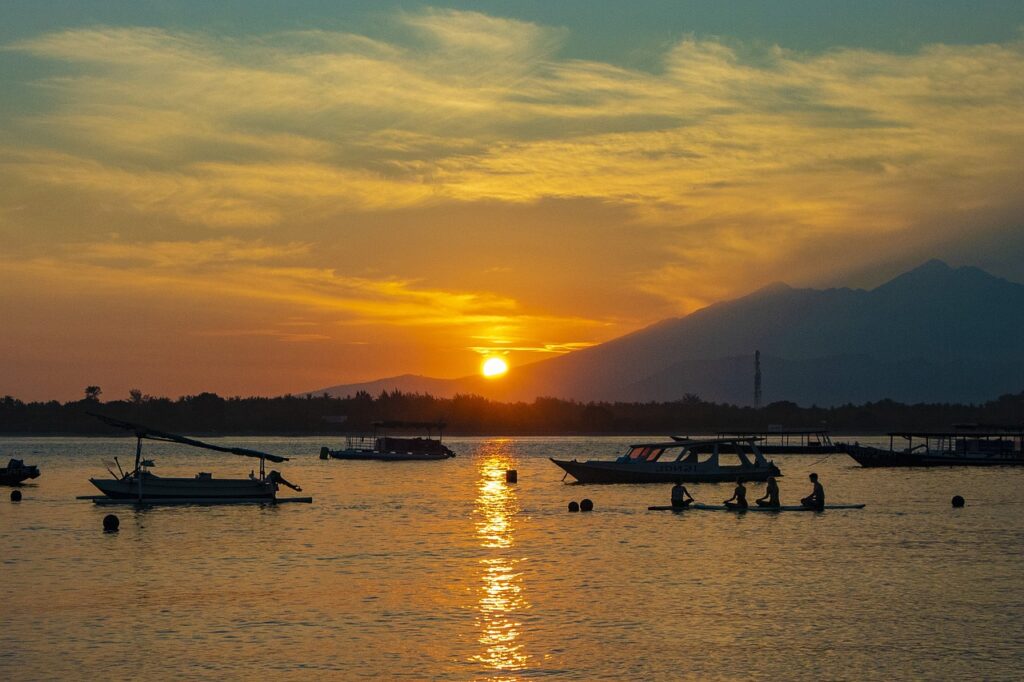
[889,430,1023,438]
[91,414,289,463]
[629,436,761,450]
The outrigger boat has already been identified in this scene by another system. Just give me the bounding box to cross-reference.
[550,437,781,484]
[81,414,309,505]
[320,421,455,461]
[843,429,1024,467]
[648,503,865,512]
[674,429,840,455]
[0,458,41,485]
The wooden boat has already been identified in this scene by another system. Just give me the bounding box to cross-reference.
[0,458,41,485]
[84,414,309,504]
[550,437,780,484]
[843,429,1024,467]
[321,421,455,461]
[674,429,840,454]
[648,503,865,512]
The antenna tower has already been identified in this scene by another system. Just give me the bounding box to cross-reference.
[754,350,762,408]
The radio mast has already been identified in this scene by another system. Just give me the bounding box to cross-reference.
[754,350,762,408]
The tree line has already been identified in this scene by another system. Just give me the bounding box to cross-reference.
[1,387,1023,435]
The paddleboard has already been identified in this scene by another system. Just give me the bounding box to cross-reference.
[647,503,865,512]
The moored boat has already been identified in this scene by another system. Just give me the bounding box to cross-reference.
[321,421,455,461]
[84,414,308,504]
[843,429,1024,467]
[675,429,840,454]
[0,458,41,485]
[550,437,780,484]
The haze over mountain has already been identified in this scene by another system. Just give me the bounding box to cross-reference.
[312,260,1024,406]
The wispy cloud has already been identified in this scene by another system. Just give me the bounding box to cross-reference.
[2,9,1023,399]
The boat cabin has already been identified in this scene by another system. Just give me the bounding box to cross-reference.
[619,437,766,467]
[887,429,1024,455]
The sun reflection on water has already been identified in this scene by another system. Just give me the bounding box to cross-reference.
[472,440,529,677]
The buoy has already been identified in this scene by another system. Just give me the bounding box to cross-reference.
[568,501,580,512]
[319,447,330,460]
[505,469,518,484]
[103,514,120,532]
[10,490,22,502]
[951,495,965,508]
[580,498,594,512]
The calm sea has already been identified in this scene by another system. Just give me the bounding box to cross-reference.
[1,436,1022,680]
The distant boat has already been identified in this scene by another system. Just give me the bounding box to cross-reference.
[843,429,1024,467]
[673,429,841,454]
[550,437,781,484]
[320,421,456,461]
[0,458,41,485]
[83,414,309,504]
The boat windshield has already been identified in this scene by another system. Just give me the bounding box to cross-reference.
[622,446,666,461]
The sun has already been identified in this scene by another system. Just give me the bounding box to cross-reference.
[482,357,509,378]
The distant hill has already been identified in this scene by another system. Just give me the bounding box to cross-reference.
[311,260,1024,405]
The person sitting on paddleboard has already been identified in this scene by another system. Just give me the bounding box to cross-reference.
[800,472,825,511]
[756,475,780,507]
[724,479,748,509]
[671,480,694,508]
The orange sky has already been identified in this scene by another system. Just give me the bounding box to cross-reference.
[2,9,1024,401]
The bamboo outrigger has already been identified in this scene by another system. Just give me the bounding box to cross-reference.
[79,414,311,505]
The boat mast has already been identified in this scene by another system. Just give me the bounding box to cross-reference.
[135,435,144,501]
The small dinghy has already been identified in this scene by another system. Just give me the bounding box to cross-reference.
[648,503,865,512]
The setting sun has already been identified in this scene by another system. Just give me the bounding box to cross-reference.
[482,357,509,378]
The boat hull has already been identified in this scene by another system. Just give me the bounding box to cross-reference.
[844,443,1024,467]
[551,458,779,484]
[90,476,276,500]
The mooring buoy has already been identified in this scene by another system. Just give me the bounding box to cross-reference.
[568,501,580,512]
[951,495,965,508]
[10,490,22,502]
[580,498,594,512]
[103,514,120,532]
[506,469,518,483]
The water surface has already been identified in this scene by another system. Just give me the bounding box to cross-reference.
[2,436,1022,680]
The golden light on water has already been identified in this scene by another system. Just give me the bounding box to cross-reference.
[473,441,529,675]
[482,357,509,378]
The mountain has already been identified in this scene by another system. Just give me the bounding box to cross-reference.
[311,260,1024,405]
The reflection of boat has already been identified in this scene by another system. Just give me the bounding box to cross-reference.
[648,503,864,512]
[84,414,308,504]
[321,421,455,461]
[844,429,1024,467]
[0,458,41,485]
[550,437,781,484]
[674,429,840,454]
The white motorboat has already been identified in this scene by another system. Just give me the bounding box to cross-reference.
[551,437,780,484]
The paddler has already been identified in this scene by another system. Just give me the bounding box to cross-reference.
[671,480,694,509]
[800,472,825,511]
[756,475,780,507]
[723,479,748,509]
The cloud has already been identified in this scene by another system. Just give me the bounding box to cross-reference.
[3,10,1024,314]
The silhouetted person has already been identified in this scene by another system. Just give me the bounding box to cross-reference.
[756,476,780,507]
[724,479,748,509]
[801,472,825,510]
[671,481,694,508]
